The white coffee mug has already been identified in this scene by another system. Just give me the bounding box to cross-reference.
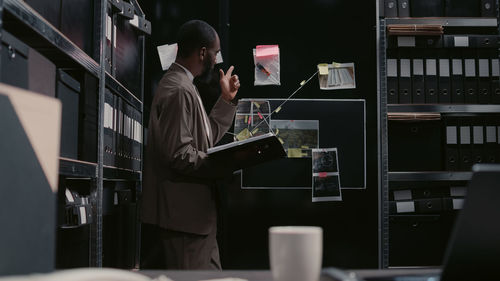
[269,226,323,281]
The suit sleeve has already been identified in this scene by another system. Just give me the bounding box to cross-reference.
[208,96,237,144]
[156,88,229,179]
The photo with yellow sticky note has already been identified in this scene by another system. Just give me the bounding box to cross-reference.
[270,119,319,158]
[234,99,272,141]
[317,62,356,90]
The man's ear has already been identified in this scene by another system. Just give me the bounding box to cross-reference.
[199,47,207,60]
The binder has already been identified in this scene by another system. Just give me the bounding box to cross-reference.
[464,56,478,104]
[1,31,29,89]
[59,0,95,56]
[443,35,470,48]
[399,58,412,104]
[116,96,123,168]
[481,0,497,17]
[415,36,443,48]
[397,0,410,17]
[477,52,491,104]
[485,118,497,163]
[445,0,480,17]
[57,70,81,159]
[105,3,114,73]
[113,93,119,167]
[451,56,465,104]
[491,58,500,104]
[470,35,499,48]
[445,118,460,171]
[132,108,142,171]
[124,103,133,170]
[389,201,415,214]
[385,0,398,17]
[24,0,61,27]
[472,124,485,164]
[415,198,443,214]
[459,122,473,171]
[28,48,56,98]
[411,0,443,16]
[104,89,114,167]
[81,73,98,163]
[412,59,425,103]
[438,58,451,103]
[425,59,438,103]
[442,197,465,211]
[387,58,399,104]
[207,133,286,171]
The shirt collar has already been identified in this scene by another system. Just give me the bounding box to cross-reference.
[173,62,194,82]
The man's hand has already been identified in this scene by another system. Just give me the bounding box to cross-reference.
[219,66,240,102]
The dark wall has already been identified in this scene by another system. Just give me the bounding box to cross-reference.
[143,0,379,269]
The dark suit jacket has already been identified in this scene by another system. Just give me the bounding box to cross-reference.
[141,63,237,235]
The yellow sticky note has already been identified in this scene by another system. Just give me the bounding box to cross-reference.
[278,137,284,144]
[332,61,341,68]
[301,145,309,149]
[251,127,259,135]
[275,106,282,113]
[300,80,306,86]
[244,115,248,123]
[318,63,328,75]
[236,128,251,141]
[275,128,280,135]
[253,101,261,108]
[287,148,303,158]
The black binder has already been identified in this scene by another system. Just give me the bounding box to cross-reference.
[57,70,81,159]
[415,198,443,214]
[399,58,412,104]
[425,58,439,103]
[105,3,114,73]
[484,118,497,163]
[412,58,425,103]
[444,35,470,48]
[80,73,98,163]
[477,51,492,104]
[116,96,123,168]
[132,108,142,171]
[104,89,115,167]
[113,93,119,168]
[450,49,465,104]
[481,0,497,17]
[385,0,398,17]
[411,0,443,16]
[445,117,460,171]
[398,0,410,17]
[459,122,473,171]
[416,36,443,48]
[438,58,451,103]
[387,58,399,104]
[207,133,286,171]
[464,55,478,104]
[492,58,500,104]
[1,31,28,89]
[445,0,480,17]
[472,124,485,165]
[60,0,95,57]
[470,35,499,48]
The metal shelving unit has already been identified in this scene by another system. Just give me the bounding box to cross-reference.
[0,0,148,269]
[379,3,500,268]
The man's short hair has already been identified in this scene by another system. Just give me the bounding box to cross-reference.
[177,20,217,59]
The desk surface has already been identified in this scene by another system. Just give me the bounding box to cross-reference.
[140,268,442,281]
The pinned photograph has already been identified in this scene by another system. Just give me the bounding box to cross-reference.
[317,62,356,90]
[234,100,272,141]
[312,148,342,202]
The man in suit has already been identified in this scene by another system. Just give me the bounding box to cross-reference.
[141,20,240,269]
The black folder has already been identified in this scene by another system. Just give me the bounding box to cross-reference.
[481,0,497,17]
[399,58,412,104]
[464,56,478,104]
[459,123,473,171]
[412,58,425,103]
[444,35,470,48]
[438,58,451,103]
[387,58,399,104]
[416,36,443,48]
[385,0,398,17]
[397,0,410,17]
[445,117,460,171]
[425,59,439,103]
[450,50,465,104]
[207,133,286,171]
[492,58,500,104]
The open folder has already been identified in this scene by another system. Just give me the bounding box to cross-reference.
[207,133,286,171]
